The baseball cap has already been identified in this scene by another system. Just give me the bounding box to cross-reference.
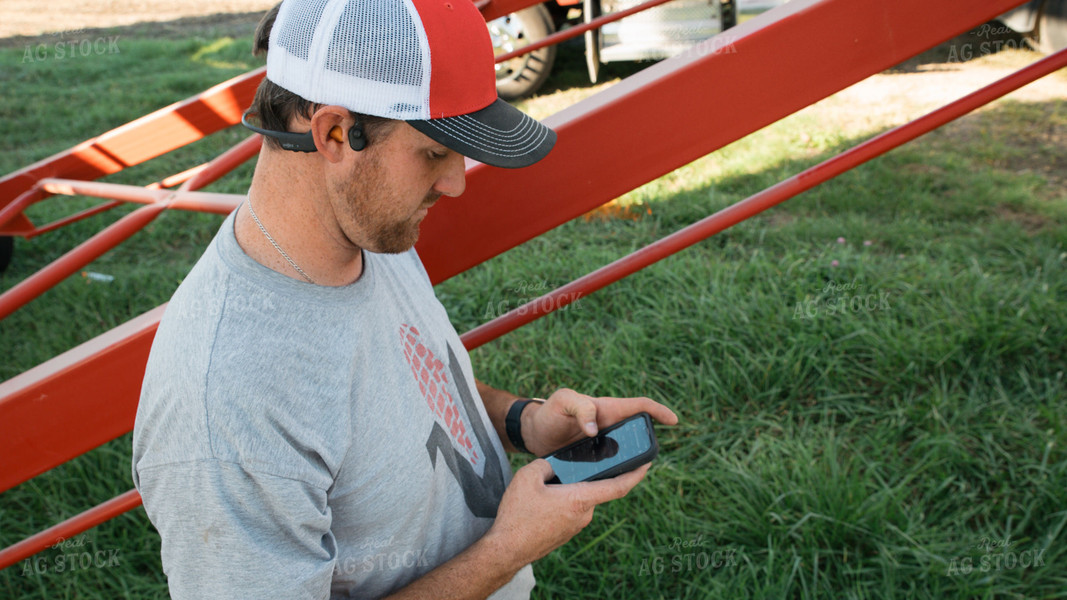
[265,0,556,168]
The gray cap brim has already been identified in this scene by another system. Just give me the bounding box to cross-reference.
[408,98,556,169]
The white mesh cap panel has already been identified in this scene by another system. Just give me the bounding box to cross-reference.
[267,0,432,120]
[273,0,331,61]
[325,0,423,89]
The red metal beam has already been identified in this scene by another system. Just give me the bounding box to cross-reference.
[493,0,677,63]
[28,200,126,239]
[0,490,142,572]
[478,0,547,21]
[0,182,240,318]
[38,179,242,214]
[0,202,170,321]
[0,305,166,493]
[0,188,42,233]
[21,137,258,239]
[462,46,1067,349]
[177,134,262,192]
[416,0,1032,283]
[0,67,265,236]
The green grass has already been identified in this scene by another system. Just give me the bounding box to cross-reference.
[2,21,1067,600]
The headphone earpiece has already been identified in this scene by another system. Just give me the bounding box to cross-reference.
[347,122,366,151]
[328,123,367,151]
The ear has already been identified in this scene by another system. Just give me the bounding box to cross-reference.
[309,106,350,163]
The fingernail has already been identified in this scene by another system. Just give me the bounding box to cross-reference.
[585,422,597,436]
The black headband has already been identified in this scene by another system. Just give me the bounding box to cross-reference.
[241,110,317,152]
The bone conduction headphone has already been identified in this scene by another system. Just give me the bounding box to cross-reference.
[241,110,366,152]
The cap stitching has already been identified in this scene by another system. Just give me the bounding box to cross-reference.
[421,118,549,156]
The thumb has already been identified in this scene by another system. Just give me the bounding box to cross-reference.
[521,458,558,483]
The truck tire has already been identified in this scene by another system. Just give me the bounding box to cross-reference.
[490,4,557,100]
[1036,0,1066,53]
[721,0,737,30]
[0,236,12,274]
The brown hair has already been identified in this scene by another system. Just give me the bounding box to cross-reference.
[250,3,393,150]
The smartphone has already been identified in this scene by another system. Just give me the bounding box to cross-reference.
[543,412,659,484]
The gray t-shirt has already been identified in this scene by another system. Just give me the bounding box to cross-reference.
[132,209,535,599]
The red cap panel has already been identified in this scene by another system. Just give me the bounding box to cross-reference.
[410,0,498,118]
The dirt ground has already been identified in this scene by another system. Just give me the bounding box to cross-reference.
[0,0,278,40]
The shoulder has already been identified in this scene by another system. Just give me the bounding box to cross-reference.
[136,271,358,489]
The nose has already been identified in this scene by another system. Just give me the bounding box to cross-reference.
[433,152,466,198]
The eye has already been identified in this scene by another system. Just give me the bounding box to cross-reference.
[427,149,449,161]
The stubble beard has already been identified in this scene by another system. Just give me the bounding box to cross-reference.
[335,153,438,255]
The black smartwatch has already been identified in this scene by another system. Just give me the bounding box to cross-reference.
[505,398,543,454]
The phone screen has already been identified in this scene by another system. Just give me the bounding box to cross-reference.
[545,416,654,484]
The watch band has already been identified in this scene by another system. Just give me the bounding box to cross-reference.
[505,398,543,454]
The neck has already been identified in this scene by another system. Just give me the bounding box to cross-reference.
[235,148,364,286]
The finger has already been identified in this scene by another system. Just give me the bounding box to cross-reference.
[576,463,651,506]
[645,400,679,426]
[620,397,679,426]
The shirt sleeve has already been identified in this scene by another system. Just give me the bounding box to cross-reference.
[136,459,336,600]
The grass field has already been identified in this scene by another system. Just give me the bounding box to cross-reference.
[1,16,1066,600]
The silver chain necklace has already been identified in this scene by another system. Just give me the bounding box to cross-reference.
[246,197,316,285]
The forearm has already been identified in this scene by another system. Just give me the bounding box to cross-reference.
[380,530,524,600]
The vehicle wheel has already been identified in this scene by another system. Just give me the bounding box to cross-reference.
[583,0,601,84]
[720,0,737,30]
[0,236,13,274]
[489,4,557,100]
[1036,0,1066,53]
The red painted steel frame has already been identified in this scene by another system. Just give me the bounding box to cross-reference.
[461,47,1067,349]
[419,0,1031,282]
[493,0,677,63]
[0,68,264,236]
[479,0,549,21]
[0,0,1041,572]
[0,491,143,574]
[0,136,255,320]
[0,305,165,493]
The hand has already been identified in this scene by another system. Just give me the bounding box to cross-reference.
[485,458,651,567]
[520,388,678,457]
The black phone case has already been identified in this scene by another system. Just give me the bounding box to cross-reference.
[542,412,660,484]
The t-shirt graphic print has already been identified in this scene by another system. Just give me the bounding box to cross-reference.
[400,324,505,518]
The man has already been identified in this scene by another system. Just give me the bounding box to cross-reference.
[131,0,677,598]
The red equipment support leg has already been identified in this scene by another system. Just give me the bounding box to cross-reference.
[416,0,1032,283]
[0,202,170,321]
[28,200,126,239]
[0,139,252,317]
[0,491,143,572]
[37,180,241,214]
[462,47,1067,349]
[176,134,262,192]
[493,0,677,63]
[0,67,265,236]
